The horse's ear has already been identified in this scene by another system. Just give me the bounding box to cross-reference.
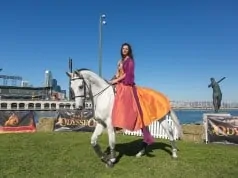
[66,72,72,78]
[75,71,81,76]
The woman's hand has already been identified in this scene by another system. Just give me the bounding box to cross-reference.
[109,79,117,85]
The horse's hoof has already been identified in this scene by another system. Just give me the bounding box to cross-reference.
[136,142,147,158]
[136,150,145,158]
[172,155,178,159]
[110,158,116,163]
[105,160,114,168]
[172,149,178,159]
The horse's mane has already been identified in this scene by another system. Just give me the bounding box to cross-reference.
[75,68,110,84]
[75,68,90,72]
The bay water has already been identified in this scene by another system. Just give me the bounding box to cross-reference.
[174,109,238,124]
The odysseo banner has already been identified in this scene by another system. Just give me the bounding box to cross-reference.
[207,115,238,145]
[53,109,95,132]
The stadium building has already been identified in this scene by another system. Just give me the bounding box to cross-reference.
[0,69,66,101]
[0,85,51,100]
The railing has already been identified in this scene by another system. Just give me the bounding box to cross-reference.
[0,99,94,110]
[0,100,74,110]
[0,98,71,101]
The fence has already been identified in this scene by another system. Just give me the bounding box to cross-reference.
[124,115,180,140]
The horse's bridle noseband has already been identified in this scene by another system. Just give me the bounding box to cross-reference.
[70,77,87,99]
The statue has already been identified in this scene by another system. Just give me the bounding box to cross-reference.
[208,77,225,113]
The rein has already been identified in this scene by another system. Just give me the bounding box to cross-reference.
[92,85,112,97]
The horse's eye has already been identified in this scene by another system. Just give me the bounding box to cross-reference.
[79,86,83,89]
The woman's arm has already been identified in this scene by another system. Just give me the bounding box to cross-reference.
[111,59,133,84]
[113,73,126,83]
[110,60,121,80]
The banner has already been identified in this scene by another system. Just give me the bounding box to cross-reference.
[53,109,96,132]
[0,111,36,133]
[207,115,238,145]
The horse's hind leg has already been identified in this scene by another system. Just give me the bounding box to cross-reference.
[91,123,105,159]
[160,119,178,159]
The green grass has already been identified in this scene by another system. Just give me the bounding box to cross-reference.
[0,132,237,178]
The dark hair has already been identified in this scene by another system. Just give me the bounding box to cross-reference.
[121,43,134,60]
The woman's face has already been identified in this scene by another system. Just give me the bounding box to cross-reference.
[122,45,129,56]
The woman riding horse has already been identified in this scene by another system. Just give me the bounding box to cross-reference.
[109,43,171,146]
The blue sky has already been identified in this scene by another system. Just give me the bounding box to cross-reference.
[0,0,237,101]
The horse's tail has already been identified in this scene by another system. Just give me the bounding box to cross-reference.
[169,109,183,139]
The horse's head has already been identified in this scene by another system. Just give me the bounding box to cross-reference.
[66,68,112,110]
[66,70,90,109]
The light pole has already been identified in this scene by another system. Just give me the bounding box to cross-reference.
[98,14,106,77]
[68,58,73,100]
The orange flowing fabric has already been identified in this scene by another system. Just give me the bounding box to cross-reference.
[112,83,171,131]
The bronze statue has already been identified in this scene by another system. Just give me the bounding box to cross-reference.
[208,77,225,113]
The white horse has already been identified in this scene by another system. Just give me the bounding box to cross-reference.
[66,68,182,167]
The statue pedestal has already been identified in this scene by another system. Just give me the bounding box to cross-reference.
[203,113,231,143]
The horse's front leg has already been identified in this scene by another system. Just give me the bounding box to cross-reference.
[91,123,105,159]
[107,123,116,164]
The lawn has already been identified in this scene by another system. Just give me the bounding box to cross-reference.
[0,132,237,178]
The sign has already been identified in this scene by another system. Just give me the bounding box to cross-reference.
[207,115,238,145]
[0,111,36,133]
[53,109,96,132]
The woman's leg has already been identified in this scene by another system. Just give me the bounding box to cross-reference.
[132,86,154,145]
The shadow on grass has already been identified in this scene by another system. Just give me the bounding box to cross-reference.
[104,139,173,164]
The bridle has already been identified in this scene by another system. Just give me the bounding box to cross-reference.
[70,75,112,103]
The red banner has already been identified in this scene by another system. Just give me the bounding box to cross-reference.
[0,111,36,133]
